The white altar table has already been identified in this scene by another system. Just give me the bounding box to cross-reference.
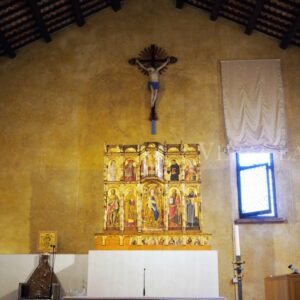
[87,251,220,298]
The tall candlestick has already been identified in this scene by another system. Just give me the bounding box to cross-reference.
[234,224,241,256]
[233,224,244,300]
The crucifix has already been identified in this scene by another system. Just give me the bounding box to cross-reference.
[129,44,177,134]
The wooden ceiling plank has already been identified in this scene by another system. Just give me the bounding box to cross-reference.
[6,25,39,41]
[220,12,247,26]
[220,6,249,21]
[176,0,185,9]
[222,2,252,16]
[0,15,35,33]
[280,10,300,49]
[81,0,106,11]
[0,2,28,17]
[9,29,40,44]
[245,0,266,35]
[0,29,16,58]
[82,3,111,18]
[70,0,85,26]
[45,11,74,27]
[0,10,33,27]
[12,34,40,50]
[257,15,289,32]
[48,19,75,34]
[210,0,224,21]
[266,1,295,16]
[27,0,52,43]
[256,20,286,35]
[43,6,72,23]
[111,0,121,12]
[186,0,211,13]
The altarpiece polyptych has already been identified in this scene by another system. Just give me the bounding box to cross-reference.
[96,142,211,249]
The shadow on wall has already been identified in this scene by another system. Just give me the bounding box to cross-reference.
[0,255,37,300]
[55,254,88,297]
[0,290,18,300]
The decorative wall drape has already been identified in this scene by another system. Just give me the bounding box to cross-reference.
[221,59,287,152]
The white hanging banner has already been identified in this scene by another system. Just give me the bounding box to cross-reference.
[221,59,287,153]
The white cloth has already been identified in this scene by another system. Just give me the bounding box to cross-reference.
[221,59,287,152]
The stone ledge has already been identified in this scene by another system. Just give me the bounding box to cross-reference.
[235,217,286,224]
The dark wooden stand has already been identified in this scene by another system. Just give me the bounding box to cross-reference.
[18,283,60,300]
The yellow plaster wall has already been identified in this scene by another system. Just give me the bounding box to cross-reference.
[0,1,299,299]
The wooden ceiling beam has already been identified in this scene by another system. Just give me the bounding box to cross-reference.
[70,0,85,26]
[245,0,266,35]
[280,10,300,49]
[210,0,224,21]
[176,0,185,9]
[0,30,16,58]
[111,0,121,12]
[27,0,52,43]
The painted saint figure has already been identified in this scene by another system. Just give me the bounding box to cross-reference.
[124,189,137,227]
[124,159,136,182]
[168,189,181,227]
[167,159,180,181]
[106,189,120,227]
[185,159,197,181]
[135,57,170,110]
[148,155,156,176]
[186,189,199,228]
[107,160,117,181]
[156,156,164,178]
[140,157,148,178]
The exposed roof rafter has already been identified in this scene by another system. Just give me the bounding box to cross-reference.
[111,0,121,12]
[280,9,300,49]
[245,0,266,35]
[27,0,52,43]
[0,30,16,58]
[176,0,185,9]
[210,0,224,21]
[70,0,85,27]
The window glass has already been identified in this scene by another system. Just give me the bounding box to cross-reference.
[236,153,277,218]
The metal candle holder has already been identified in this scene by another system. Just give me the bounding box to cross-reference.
[233,255,245,300]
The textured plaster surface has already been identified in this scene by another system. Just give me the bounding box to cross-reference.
[0,0,299,299]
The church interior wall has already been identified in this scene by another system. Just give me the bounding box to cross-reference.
[0,0,299,299]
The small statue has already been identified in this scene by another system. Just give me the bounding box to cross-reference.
[106,189,120,227]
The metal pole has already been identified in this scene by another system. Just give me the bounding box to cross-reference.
[234,255,244,300]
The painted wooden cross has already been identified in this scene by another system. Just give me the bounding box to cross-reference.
[129,44,177,134]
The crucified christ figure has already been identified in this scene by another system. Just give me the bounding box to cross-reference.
[135,57,170,110]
